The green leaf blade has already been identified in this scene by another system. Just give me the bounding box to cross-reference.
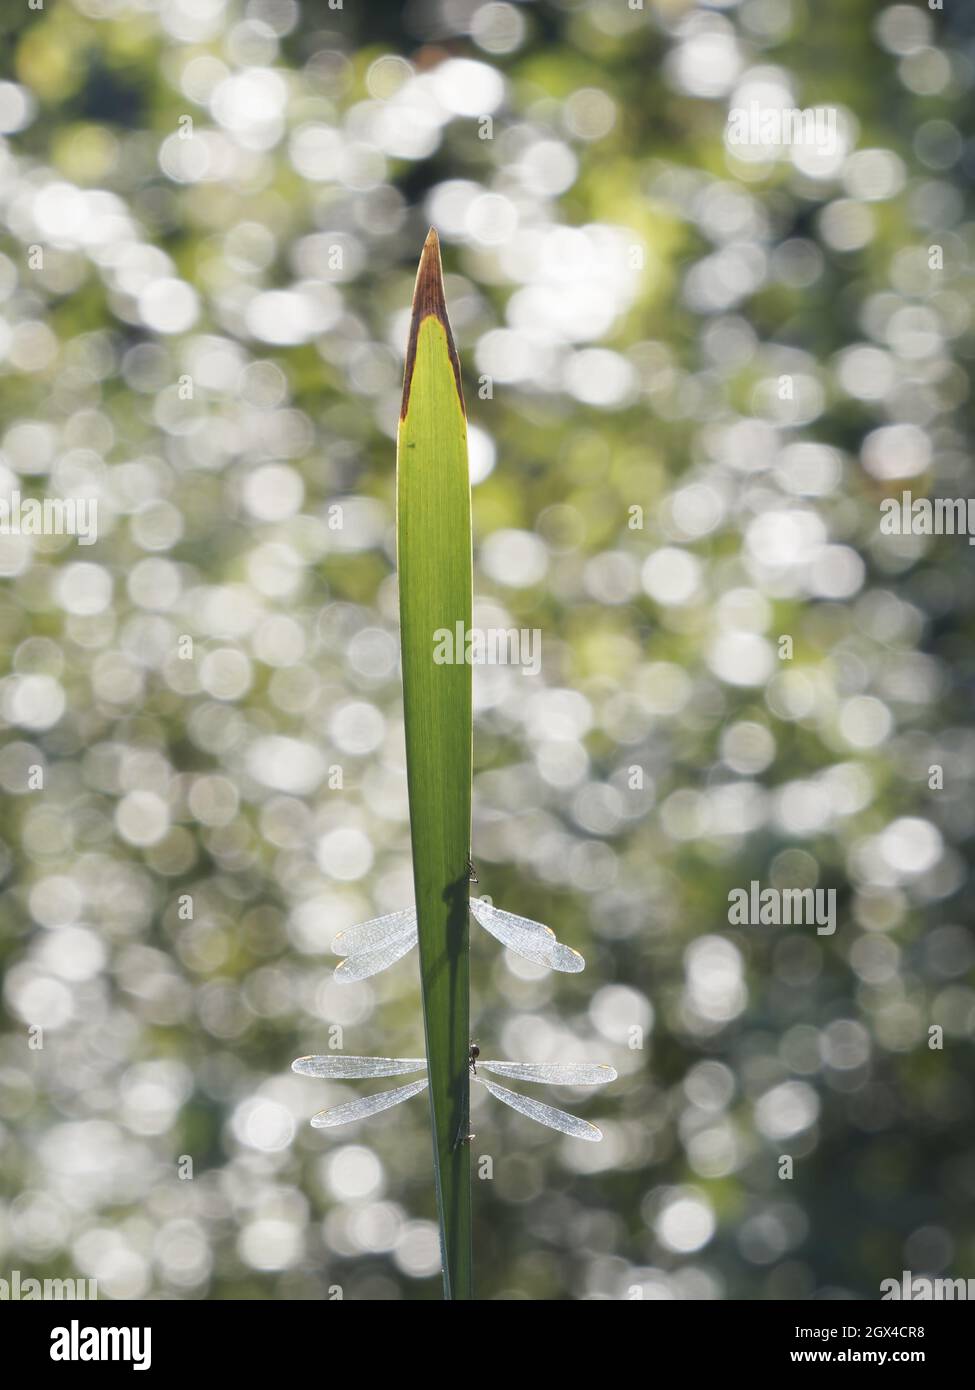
[396,230,473,1300]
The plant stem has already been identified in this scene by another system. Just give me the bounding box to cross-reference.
[397,228,473,1300]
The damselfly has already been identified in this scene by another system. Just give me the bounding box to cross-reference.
[292,1052,616,1141]
[331,898,584,983]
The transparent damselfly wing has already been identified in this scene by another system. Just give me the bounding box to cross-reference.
[469,898,554,940]
[334,929,418,983]
[478,1061,617,1086]
[293,1052,611,1139]
[311,1078,429,1128]
[292,1056,426,1079]
[330,900,584,982]
[469,899,584,974]
[331,909,417,957]
[475,1076,602,1141]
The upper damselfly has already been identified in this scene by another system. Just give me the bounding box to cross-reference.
[331,899,585,983]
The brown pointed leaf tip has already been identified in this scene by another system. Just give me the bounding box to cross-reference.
[400,228,465,420]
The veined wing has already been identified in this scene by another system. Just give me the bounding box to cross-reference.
[469,898,554,939]
[311,1078,429,1128]
[332,909,417,957]
[334,928,418,983]
[477,1077,602,1141]
[469,899,584,974]
[479,1061,616,1087]
[292,1056,426,1079]
[488,930,584,974]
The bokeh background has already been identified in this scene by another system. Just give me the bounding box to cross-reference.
[1,0,973,1301]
